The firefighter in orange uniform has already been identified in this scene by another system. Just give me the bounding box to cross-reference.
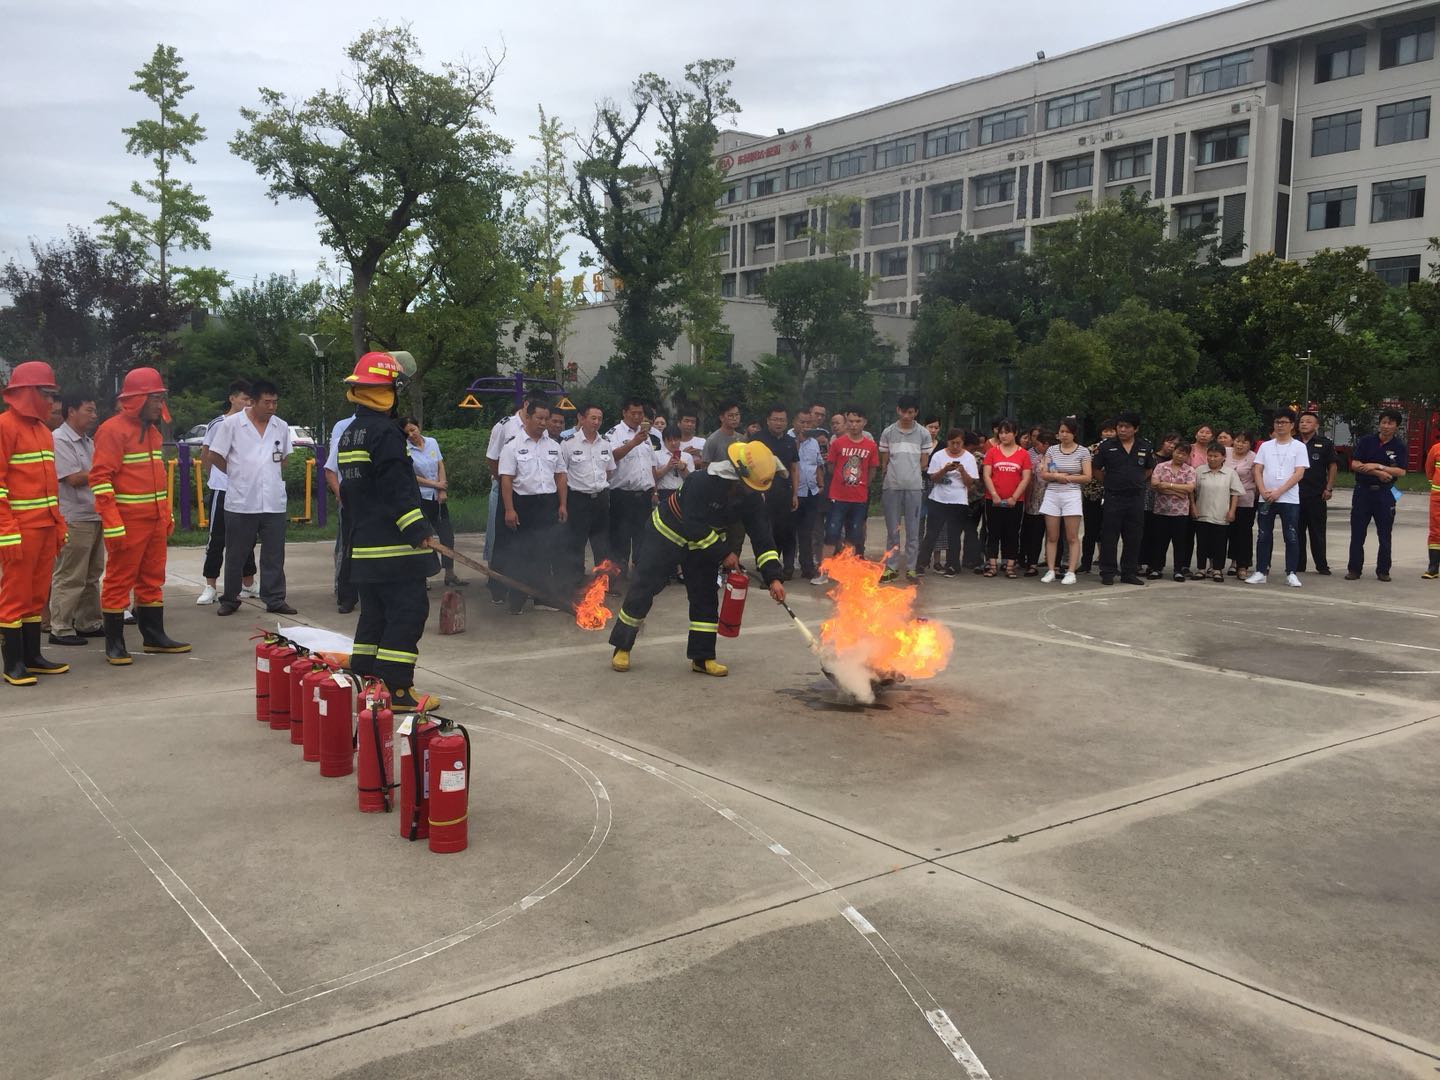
[90,367,189,665]
[1425,438,1440,580]
[0,361,70,686]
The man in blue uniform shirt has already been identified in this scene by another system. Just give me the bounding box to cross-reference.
[1346,408,1407,582]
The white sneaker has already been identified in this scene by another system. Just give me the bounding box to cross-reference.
[239,583,260,599]
[1041,569,1056,584]
[810,575,831,586]
[1244,571,1267,584]
[1061,571,1077,585]
[1286,572,1302,588]
[195,585,217,606]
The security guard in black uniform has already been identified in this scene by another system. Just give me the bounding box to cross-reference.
[337,352,439,711]
[609,441,786,676]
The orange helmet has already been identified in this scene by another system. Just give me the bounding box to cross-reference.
[118,367,168,399]
[345,352,404,387]
[5,361,59,391]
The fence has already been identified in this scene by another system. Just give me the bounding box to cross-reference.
[170,443,324,531]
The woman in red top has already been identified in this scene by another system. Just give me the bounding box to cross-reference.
[982,420,1031,578]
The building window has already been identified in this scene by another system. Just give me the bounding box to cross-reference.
[924,123,969,158]
[980,107,1029,145]
[1307,187,1356,230]
[998,230,1026,255]
[783,213,809,241]
[877,248,908,277]
[973,171,1015,206]
[844,202,863,229]
[744,269,769,295]
[874,138,917,169]
[1372,176,1427,222]
[753,221,776,247]
[1178,199,1219,231]
[637,205,661,224]
[786,160,822,189]
[1370,254,1422,286]
[1377,98,1431,145]
[720,276,736,298]
[748,171,781,199]
[870,193,902,226]
[1380,19,1435,69]
[1052,155,1094,191]
[1112,71,1174,113]
[1187,50,1254,95]
[717,183,741,207]
[1311,111,1362,156]
[1046,88,1101,128]
[829,149,867,180]
[713,230,730,253]
[1106,143,1152,182]
[919,244,947,273]
[1197,123,1250,164]
[1316,35,1366,82]
[930,180,963,214]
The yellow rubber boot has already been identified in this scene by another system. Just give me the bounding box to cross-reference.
[691,658,728,677]
[391,687,439,712]
[611,649,630,672]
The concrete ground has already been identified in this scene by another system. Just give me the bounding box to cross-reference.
[3,492,1438,1079]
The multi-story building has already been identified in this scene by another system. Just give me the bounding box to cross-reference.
[712,0,1440,312]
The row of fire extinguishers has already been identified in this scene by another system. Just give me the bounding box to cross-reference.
[253,633,469,854]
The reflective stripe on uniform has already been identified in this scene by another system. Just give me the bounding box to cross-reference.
[0,533,20,547]
[350,544,428,560]
[121,451,163,463]
[618,609,643,628]
[103,526,126,538]
[755,549,780,568]
[376,647,418,663]
[689,621,718,633]
[8,495,58,510]
[91,483,114,496]
[337,450,371,463]
[114,491,167,504]
[396,508,423,530]
[8,451,55,464]
[350,643,379,656]
[651,509,721,550]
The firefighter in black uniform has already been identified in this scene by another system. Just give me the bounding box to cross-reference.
[609,441,786,676]
[337,353,439,712]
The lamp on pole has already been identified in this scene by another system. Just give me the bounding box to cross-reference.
[299,333,335,438]
[1296,349,1313,410]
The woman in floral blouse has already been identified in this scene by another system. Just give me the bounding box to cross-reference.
[1149,439,1198,581]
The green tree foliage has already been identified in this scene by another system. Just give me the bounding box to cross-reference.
[1017,320,1111,426]
[907,298,1016,428]
[517,107,582,380]
[96,44,229,311]
[804,194,862,256]
[1174,386,1261,438]
[231,24,507,360]
[571,59,737,402]
[1090,299,1199,431]
[757,258,876,391]
[920,234,1040,333]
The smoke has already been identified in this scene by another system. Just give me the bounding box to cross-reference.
[824,649,877,705]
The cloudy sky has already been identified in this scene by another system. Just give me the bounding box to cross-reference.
[2,0,1232,287]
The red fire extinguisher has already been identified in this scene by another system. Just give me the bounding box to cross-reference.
[718,570,749,637]
[399,718,439,841]
[356,682,395,811]
[254,635,287,723]
[287,655,312,746]
[267,644,298,731]
[300,662,336,763]
[427,720,470,854]
[317,672,356,777]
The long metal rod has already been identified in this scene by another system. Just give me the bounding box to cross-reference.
[428,540,577,613]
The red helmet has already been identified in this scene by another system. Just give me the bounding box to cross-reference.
[118,367,168,399]
[345,352,404,387]
[5,361,58,391]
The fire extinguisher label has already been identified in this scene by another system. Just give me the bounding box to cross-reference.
[318,699,328,716]
[438,769,466,792]
[256,658,270,673]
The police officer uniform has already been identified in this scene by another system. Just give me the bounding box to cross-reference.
[606,418,656,572]
[1094,430,1155,584]
[561,428,615,588]
[1296,430,1336,573]
[495,426,565,613]
[337,353,438,711]
[1347,429,1407,579]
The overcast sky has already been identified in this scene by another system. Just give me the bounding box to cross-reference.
[2,0,1233,289]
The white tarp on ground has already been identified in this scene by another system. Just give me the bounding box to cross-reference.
[277,624,354,654]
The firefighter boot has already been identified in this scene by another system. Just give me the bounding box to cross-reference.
[391,686,440,713]
[611,648,630,672]
[103,612,132,666]
[1425,552,1440,580]
[691,658,728,677]
[22,622,69,675]
[2,627,37,686]
[137,607,191,654]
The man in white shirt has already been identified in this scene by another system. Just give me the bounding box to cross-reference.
[560,403,614,590]
[485,398,538,602]
[675,408,706,469]
[1247,409,1308,587]
[496,399,567,613]
[204,380,295,615]
[196,379,257,605]
[324,409,359,613]
[606,397,657,575]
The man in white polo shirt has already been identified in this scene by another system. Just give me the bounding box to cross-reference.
[196,379,257,605]
[204,379,295,615]
[560,402,614,591]
[496,399,567,614]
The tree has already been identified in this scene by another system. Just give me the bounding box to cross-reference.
[921,234,1040,335]
[1090,299,1200,432]
[1174,386,1261,438]
[661,357,731,420]
[96,44,229,311]
[517,107,582,380]
[231,24,507,359]
[908,299,1017,428]
[571,58,737,402]
[804,194,862,256]
[757,258,876,391]
[1017,320,1112,425]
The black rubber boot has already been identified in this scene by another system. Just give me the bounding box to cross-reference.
[103,611,132,666]
[22,621,69,675]
[137,606,191,654]
[2,627,36,686]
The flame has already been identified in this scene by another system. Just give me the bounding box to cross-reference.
[817,549,953,681]
[574,560,620,631]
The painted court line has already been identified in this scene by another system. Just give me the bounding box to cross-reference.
[34,727,282,1004]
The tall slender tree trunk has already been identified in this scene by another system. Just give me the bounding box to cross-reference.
[350,269,372,359]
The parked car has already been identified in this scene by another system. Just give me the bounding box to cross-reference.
[178,424,208,447]
[177,422,315,449]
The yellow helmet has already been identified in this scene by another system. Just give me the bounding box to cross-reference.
[727,440,776,492]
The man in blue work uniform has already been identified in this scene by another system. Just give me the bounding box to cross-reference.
[1346,407,1407,582]
[1093,411,1155,586]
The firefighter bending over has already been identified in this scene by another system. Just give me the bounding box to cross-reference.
[609,441,786,676]
[337,353,439,712]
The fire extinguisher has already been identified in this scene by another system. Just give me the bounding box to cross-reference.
[287,654,312,746]
[267,644,298,731]
[427,720,470,854]
[254,635,287,723]
[356,682,395,811]
[317,672,356,777]
[300,661,336,763]
[399,717,439,841]
[717,570,749,637]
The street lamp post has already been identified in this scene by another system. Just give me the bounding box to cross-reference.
[1296,349,1313,410]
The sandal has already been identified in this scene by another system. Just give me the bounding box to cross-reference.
[1004,562,1018,579]
[982,562,997,578]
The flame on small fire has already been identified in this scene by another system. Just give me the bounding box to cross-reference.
[817,549,953,682]
[574,560,620,630]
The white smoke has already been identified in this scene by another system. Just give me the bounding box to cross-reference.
[824,648,876,705]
